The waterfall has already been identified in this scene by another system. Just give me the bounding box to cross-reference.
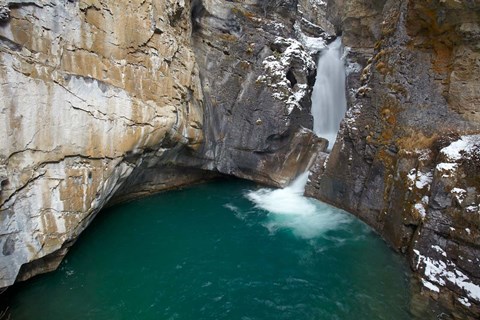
[245,38,350,238]
[311,37,347,150]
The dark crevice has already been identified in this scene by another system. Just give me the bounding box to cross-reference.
[191,0,206,32]
[286,69,297,87]
[0,35,21,51]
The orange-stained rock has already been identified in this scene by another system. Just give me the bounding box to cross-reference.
[0,0,203,289]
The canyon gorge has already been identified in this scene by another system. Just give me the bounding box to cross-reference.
[0,0,479,318]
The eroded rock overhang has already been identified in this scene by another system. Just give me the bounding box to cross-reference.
[0,0,330,290]
[0,0,205,289]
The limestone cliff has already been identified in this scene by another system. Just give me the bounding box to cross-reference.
[0,0,325,290]
[0,0,206,289]
[306,0,480,318]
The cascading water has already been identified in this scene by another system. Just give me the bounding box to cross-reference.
[311,37,347,150]
[246,172,314,216]
[246,172,351,239]
[246,38,349,237]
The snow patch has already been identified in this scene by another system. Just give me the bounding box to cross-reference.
[416,172,433,189]
[458,297,472,307]
[465,205,479,214]
[436,162,458,177]
[451,188,467,204]
[422,279,440,293]
[431,245,447,257]
[322,154,329,170]
[407,169,432,191]
[415,196,430,218]
[313,0,326,6]
[414,203,427,218]
[414,250,480,301]
[440,135,480,162]
[422,196,429,204]
[258,37,316,114]
[344,103,362,133]
[294,21,326,53]
[268,21,285,31]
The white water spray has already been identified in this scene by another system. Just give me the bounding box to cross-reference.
[246,172,315,216]
[311,37,347,150]
[246,173,351,239]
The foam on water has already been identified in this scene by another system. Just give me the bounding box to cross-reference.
[246,172,351,239]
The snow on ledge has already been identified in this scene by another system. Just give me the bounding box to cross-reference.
[293,21,327,53]
[407,169,433,191]
[435,135,480,178]
[414,249,480,304]
[422,279,440,293]
[440,135,480,162]
[450,187,467,204]
[257,37,316,114]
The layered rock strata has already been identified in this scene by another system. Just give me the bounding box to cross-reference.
[0,0,205,289]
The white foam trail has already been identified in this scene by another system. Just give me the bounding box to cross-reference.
[246,172,315,216]
[311,37,347,150]
[246,173,351,239]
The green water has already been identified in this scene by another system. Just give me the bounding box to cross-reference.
[7,179,414,320]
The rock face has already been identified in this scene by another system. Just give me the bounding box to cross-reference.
[306,0,480,317]
[0,0,205,289]
[187,0,327,187]
[0,0,326,290]
[1,0,479,318]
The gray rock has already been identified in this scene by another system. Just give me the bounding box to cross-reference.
[306,0,480,317]
[189,0,328,187]
[0,0,329,290]
[0,6,9,22]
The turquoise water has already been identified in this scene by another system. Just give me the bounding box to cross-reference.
[7,179,414,320]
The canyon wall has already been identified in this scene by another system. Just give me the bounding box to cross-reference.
[0,0,324,290]
[306,0,480,318]
[184,0,327,186]
[1,0,479,318]
[0,0,207,289]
